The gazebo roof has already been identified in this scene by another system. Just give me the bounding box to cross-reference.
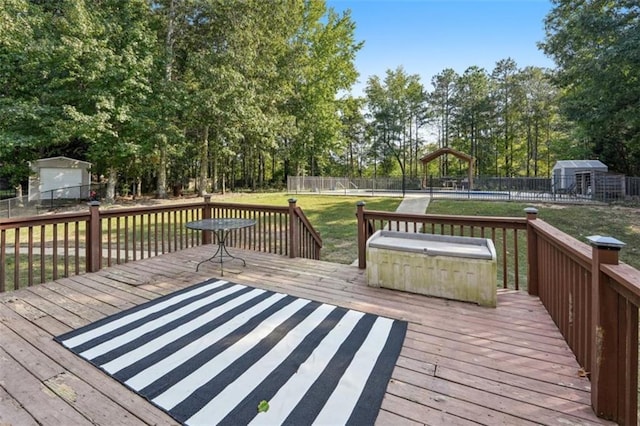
[419,147,474,164]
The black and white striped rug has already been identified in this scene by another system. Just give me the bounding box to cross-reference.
[55,278,407,425]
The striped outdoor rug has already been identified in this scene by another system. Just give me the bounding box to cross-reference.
[55,278,407,425]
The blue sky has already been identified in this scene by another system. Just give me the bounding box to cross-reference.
[326,0,556,95]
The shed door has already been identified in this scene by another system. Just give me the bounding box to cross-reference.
[39,168,83,199]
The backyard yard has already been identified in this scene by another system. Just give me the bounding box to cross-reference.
[199,193,640,269]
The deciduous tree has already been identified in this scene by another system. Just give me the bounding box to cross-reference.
[541,0,640,174]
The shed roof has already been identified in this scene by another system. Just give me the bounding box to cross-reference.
[32,156,92,167]
[552,160,607,170]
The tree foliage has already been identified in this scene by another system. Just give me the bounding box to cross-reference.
[365,66,426,188]
[541,0,640,175]
[365,62,562,179]
[3,0,636,197]
[0,0,361,195]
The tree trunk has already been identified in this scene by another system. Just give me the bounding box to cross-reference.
[198,125,209,196]
[165,0,175,82]
[106,168,117,203]
[212,153,218,192]
[156,146,168,198]
[155,0,174,200]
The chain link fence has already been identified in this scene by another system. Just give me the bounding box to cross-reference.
[0,183,107,218]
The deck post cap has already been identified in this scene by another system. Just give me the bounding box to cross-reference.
[524,207,538,214]
[288,198,297,203]
[88,201,100,207]
[586,235,625,250]
[357,201,366,206]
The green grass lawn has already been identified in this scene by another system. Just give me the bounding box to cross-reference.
[426,199,640,269]
[209,193,402,264]
[211,193,640,269]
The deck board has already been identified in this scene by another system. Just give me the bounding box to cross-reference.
[0,246,613,425]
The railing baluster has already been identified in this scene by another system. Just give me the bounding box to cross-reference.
[161,212,166,254]
[40,227,45,284]
[64,222,69,277]
[132,216,137,261]
[75,221,80,274]
[107,218,113,267]
[139,215,144,259]
[262,211,266,252]
[513,228,519,290]
[153,212,158,256]
[28,227,34,286]
[268,212,273,253]
[147,213,152,258]
[124,216,130,262]
[0,230,5,292]
[501,228,507,288]
[171,210,176,252]
[14,228,20,290]
[52,224,58,281]
[178,210,183,250]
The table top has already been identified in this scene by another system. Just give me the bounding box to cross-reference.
[186,218,256,232]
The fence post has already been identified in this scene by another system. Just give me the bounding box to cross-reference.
[86,201,101,272]
[586,235,626,421]
[524,207,539,296]
[357,201,367,269]
[202,195,212,245]
[289,198,299,258]
[429,175,433,198]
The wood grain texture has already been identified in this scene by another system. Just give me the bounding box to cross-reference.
[0,246,613,425]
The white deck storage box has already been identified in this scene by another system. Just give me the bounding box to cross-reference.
[366,230,497,307]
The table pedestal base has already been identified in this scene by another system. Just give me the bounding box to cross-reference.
[186,219,255,277]
[196,235,246,276]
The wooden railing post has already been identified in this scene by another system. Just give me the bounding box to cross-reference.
[86,201,101,272]
[202,195,212,245]
[587,235,626,421]
[524,207,539,296]
[357,201,366,269]
[289,198,298,258]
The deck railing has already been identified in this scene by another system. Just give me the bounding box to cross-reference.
[526,210,638,424]
[0,196,321,292]
[356,202,638,425]
[356,201,528,289]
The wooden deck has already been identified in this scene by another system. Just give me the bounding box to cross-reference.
[0,246,613,425]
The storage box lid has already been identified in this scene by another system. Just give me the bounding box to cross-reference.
[366,230,496,260]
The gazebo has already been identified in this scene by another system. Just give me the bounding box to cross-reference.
[419,147,475,190]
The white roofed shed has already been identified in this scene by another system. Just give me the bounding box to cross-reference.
[28,156,92,202]
[552,160,607,191]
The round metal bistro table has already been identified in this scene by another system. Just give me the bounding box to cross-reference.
[186,218,256,276]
